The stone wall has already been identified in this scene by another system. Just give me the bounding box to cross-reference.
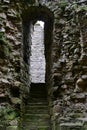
[0,0,87,129]
[0,1,22,129]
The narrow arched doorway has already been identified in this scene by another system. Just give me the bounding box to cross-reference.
[22,6,54,87]
[22,6,54,130]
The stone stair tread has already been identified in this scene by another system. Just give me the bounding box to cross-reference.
[30,87,46,90]
[25,109,49,114]
[28,101,48,103]
[21,84,51,130]
[26,105,48,109]
[23,118,50,122]
[24,114,50,120]
[30,92,47,95]
[28,97,47,101]
[24,114,50,118]
[27,102,48,106]
[23,125,50,130]
[30,92,47,94]
[29,92,47,95]
[29,97,47,100]
[23,121,50,126]
[27,102,48,104]
[29,96,47,99]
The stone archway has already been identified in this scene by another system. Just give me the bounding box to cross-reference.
[22,6,54,91]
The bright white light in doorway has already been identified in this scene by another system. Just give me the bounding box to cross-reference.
[36,21,44,28]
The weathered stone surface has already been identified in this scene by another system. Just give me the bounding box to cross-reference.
[70,93,86,102]
[75,76,87,92]
[60,122,83,130]
[0,0,87,129]
[7,126,18,130]
[11,97,21,105]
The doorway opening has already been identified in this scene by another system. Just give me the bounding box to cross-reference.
[30,21,45,83]
[22,6,54,92]
[21,6,54,129]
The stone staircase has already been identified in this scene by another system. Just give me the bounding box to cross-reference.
[22,83,52,130]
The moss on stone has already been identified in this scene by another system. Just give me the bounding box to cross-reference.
[0,33,11,58]
[4,111,17,120]
[59,1,68,8]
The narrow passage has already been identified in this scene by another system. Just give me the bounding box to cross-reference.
[22,83,52,130]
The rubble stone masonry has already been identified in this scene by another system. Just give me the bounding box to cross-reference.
[0,0,87,129]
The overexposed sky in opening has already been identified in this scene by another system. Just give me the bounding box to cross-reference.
[36,21,44,28]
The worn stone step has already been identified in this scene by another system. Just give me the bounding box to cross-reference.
[23,120,50,126]
[24,113,50,119]
[28,97,47,101]
[30,89,47,93]
[23,117,50,123]
[29,98,47,101]
[27,102,48,105]
[23,116,50,121]
[26,104,48,107]
[29,94,47,98]
[26,105,48,109]
[25,105,49,109]
[22,125,51,130]
[24,113,50,116]
[30,90,47,93]
[25,109,49,114]
[30,85,46,88]
[21,84,51,130]
[30,89,47,92]
[29,96,47,100]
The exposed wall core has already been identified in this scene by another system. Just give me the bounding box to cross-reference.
[30,21,45,83]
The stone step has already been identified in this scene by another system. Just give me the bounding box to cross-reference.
[30,93,47,99]
[21,84,51,130]
[28,97,47,101]
[30,86,46,90]
[26,104,48,109]
[23,117,50,123]
[23,120,50,126]
[24,113,50,116]
[26,104,48,107]
[27,102,48,105]
[23,116,50,122]
[25,109,49,114]
[30,89,46,92]
[29,96,47,99]
[30,88,46,91]
[28,100,47,103]
[30,92,47,95]
[22,125,51,130]
[26,106,48,109]
[29,95,47,98]
[30,89,47,93]
[24,113,50,119]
